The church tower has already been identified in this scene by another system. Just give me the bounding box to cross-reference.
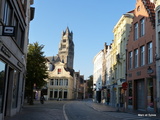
[58,27,74,69]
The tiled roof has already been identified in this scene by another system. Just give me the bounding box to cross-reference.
[142,0,155,28]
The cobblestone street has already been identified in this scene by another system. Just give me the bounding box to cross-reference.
[4,99,160,120]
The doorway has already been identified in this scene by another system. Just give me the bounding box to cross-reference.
[136,79,145,110]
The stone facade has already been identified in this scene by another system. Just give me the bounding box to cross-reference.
[47,61,74,100]
[58,27,74,69]
[0,0,34,119]
[46,27,75,100]
[111,12,133,107]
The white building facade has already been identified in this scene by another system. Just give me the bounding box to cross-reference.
[46,27,75,100]
[93,50,103,103]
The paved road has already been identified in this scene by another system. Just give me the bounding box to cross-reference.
[4,100,160,120]
[65,101,156,120]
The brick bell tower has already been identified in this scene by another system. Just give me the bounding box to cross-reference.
[58,27,74,69]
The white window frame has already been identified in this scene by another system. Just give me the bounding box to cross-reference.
[134,49,138,68]
[140,18,145,37]
[3,1,12,25]
[148,42,153,64]
[140,46,145,66]
[134,23,139,40]
[129,51,133,69]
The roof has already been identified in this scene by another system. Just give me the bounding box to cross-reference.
[46,55,61,64]
[142,0,155,27]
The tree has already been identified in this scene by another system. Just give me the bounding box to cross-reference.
[25,42,48,105]
[87,75,93,98]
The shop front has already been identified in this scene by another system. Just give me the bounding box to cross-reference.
[127,77,156,112]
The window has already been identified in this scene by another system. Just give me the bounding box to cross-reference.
[134,23,138,40]
[12,70,20,108]
[50,79,54,85]
[49,89,53,98]
[63,39,66,42]
[64,89,68,98]
[59,79,63,86]
[55,79,58,86]
[3,1,12,25]
[158,11,160,24]
[64,79,68,86]
[62,56,64,63]
[0,61,6,113]
[140,46,145,66]
[18,25,24,50]
[129,51,133,69]
[62,45,66,49]
[134,49,138,68]
[148,42,153,64]
[137,6,140,12]
[13,15,25,50]
[59,89,62,98]
[54,89,58,98]
[140,18,145,36]
[57,69,61,74]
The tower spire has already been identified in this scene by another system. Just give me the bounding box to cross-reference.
[58,27,74,69]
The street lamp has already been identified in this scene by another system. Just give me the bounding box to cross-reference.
[147,66,154,74]
[147,66,156,78]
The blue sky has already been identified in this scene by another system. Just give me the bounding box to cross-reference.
[29,0,136,79]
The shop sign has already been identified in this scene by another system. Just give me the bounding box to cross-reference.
[2,26,15,36]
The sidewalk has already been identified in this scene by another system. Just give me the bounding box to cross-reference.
[85,99,160,120]
[5,100,66,120]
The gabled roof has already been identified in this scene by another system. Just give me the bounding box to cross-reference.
[142,0,155,27]
[46,55,61,64]
[46,56,53,63]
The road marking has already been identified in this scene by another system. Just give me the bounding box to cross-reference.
[63,104,69,120]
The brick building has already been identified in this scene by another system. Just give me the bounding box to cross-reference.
[126,0,156,112]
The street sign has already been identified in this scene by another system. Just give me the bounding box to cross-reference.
[2,26,15,36]
[122,82,128,90]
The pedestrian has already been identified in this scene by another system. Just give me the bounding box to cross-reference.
[40,95,45,104]
[107,93,110,105]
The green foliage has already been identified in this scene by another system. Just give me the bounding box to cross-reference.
[25,42,48,104]
[87,75,93,95]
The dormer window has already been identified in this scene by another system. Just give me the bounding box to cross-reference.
[62,45,66,49]
[137,6,140,12]
[58,69,61,74]
[63,39,66,42]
